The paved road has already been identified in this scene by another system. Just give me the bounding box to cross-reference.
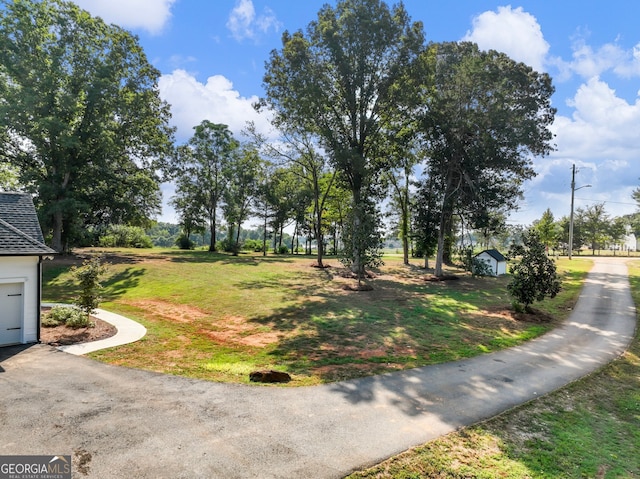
[0,257,636,478]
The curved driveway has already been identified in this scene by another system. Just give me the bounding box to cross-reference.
[0,257,636,478]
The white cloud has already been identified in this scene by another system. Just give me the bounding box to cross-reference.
[518,77,640,223]
[158,69,273,142]
[571,42,625,78]
[551,34,640,82]
[463,6,549,72]
[156,69,276,223]
[72,0,176,35]
[556,77,640,152]
[226,0,282,42]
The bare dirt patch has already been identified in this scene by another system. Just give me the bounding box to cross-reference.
[123,299,210,323]
[199,315,282,348]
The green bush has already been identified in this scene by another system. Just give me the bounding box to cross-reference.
[71,256,107,318]
[508,230,561,312]
[98,224,153,248]
[472,257,494,277]
[276,245,290,254]
[41,308,66,327]
[65,310,94,328]
[243,239,264,252]
[176,234,195,250]
[42,306,93,329]
[98,234,117,247]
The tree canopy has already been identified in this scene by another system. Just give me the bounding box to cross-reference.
[258,0,425,279]
[419,42,556,275]
[0,0,174,251]
[172,121,238,252]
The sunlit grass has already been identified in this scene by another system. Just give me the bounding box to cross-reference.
[348,258,640,478]
[43,249,590,386]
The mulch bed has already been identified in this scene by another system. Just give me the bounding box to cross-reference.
[40,313,117,346]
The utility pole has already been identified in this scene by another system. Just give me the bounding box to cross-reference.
[569,164,576,260]
[568,164,591,260]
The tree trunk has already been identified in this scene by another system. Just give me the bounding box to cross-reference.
[401,215,409,266]
[401,172,410,265]
[351,187,364,283]
[209,216,217,252]
[51,209,64,253]
[291,222,297,255]
[262,211,268,257]
[442,211,454,265]
[435,193,455,276]
[435,222,446,277]
[316,203,324,267]
[234,223,242,255]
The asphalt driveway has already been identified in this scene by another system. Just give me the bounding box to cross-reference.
[0,257,636,478]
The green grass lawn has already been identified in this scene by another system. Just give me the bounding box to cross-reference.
[42,248,591,386]
[348,260,640,479]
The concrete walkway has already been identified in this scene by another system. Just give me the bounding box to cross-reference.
[1,257,636,478]
[42,305,147,355]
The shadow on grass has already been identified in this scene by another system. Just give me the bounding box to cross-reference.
[240,272,486,383]
[165,250,297,266]
[43,266,145,303]
[102,267,145,301]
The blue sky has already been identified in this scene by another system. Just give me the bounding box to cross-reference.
[71,0,640,227]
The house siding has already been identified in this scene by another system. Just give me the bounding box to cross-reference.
[0,256,39,344]
[475,251,507,276]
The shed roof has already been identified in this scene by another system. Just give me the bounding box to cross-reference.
[0,192,56,256]
[476,249,507,262]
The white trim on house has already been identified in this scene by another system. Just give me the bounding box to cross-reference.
[0,256,40,346]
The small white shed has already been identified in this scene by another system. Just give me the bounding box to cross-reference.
[0,193,56,347]
[473,249,507,277]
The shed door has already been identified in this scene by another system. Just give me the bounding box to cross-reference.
[0,283,24,346]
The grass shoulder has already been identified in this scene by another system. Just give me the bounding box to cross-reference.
[348,259,640,478]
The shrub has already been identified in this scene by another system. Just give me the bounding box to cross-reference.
[242,239,264,252]
[98,224,153,248]
[176,234,195,250]
[41,308,66,327]
[71,256,107,319]
[472,257,494,277]
[507,230,561,312]
[43,306,93,329]
[276,245,290,254]
[98,234,117,248]
[65,310,94,328]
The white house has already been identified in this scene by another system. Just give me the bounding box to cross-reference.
[0,192,56,347]
[473,249,507,276]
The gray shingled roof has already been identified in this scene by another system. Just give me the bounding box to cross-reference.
[0,192,56,255]
[476,249,507,262]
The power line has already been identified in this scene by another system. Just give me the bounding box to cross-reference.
[574,197,637,206]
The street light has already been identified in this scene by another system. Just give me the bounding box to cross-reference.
[568,164,591,260]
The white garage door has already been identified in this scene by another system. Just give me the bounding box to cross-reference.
[0,283,24,346]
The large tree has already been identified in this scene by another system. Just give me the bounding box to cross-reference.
[420,42,556,276]
[533,208,559,253]
[250,123,336,267]
[576,203,610,255]
[258,0,425,279]
[0,0,174,251]
[223,146,263,255]
[173,121,238,252]
[607,216,628,255]
[411,172,440,268]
